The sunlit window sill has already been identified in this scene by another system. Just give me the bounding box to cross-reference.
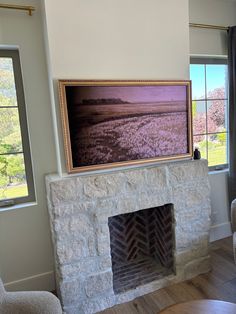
[0,201,37,213]
[209,168,229,175]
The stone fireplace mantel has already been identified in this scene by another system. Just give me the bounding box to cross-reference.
[46,159,211,314]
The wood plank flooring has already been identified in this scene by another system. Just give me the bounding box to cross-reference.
[98,236,236,314]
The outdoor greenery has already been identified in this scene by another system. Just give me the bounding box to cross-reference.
[197,139,227,166]
[0,184,27,199]
[192,87,227,167]
[0,58,27,200]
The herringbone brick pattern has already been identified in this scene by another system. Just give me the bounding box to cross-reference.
[108,204,174,293]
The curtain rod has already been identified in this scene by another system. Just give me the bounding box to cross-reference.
[0,3,35,16]
[190,23,229,31]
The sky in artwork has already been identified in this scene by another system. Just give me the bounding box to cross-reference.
[68,85,187,104]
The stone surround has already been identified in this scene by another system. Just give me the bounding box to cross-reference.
[46,159,211,314]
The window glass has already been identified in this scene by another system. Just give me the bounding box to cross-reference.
[206,64,228,99]
[208,132,227,167]
[0,108,23,154]
[207,100,226,133]
[193,134,207,160]
[0,58,17,105]
[192,100,206,135]
[0,50,34,206]
[190,59,228,169]
[190,64,205,100]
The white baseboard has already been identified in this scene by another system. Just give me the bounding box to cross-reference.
[210,221,232,242]
[4,271,55,292]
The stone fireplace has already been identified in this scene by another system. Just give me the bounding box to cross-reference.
[46,159,211,314]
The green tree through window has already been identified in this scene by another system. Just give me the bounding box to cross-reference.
[190,58,228,169]
[0,50,35,206]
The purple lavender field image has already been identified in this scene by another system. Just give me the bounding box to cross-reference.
[65,83,190,168]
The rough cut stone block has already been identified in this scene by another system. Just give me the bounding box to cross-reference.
[81,295,116,314]
[52,201,96,218]
[172,187,187,209]
[175,231,209,251]
[59,278,84,306]
[145,166,168,188]
[60,262,90,280]
[175,211,196,223]
[183,256,211,280]
[85,271,113,297]
[175,241,209,266]
[60,256,112,280]
[135,191,152,209]
[83,174,125,198]
[88,235,97,256]
[175,216,211,235]
[175,205,209,221]
[173,184,211,211]
[95,223,111,255]
[145,190,173,209]
[117,196,139,214]
[185,186,211,209]
[63,305,82,314]
[52,203,74,217]
[124,169,147,191]
[168,159,208,184]
[54,214,93,235]
[96,199,117,213]
[97,239,111,256]
[50,178,82,206]
[95,222,109,236]
[99,256,112,270]
[56,235,97,264]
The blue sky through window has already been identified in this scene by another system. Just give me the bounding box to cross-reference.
[190,64,227,100]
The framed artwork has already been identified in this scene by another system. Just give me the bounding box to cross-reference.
[58,80,193,173]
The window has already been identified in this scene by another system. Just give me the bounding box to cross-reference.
[190,57,228,170]
[0,50,35,207]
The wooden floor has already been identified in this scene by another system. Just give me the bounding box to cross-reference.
[99,237,236,314]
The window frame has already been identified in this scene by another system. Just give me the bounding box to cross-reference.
[190,56,228,171]
[0,49,35,207]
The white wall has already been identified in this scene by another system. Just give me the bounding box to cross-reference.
[209,170,231,241]
[43,0,190,174]
[189,0,236,56]
[0,0,57,291]
[189,0,236,241]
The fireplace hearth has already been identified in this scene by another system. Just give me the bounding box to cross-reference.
[46,159,211,314]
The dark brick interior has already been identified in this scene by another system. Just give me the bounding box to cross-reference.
[108,204,174,294]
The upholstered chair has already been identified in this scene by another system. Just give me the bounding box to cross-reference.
[231,199,236,263]
[0,278,62,314]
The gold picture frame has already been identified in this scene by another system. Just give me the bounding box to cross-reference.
[58,80,193,173]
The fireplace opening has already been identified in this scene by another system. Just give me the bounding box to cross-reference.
[108,204,174,294]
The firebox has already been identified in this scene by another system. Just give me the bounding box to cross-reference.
[108,204,174,293]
